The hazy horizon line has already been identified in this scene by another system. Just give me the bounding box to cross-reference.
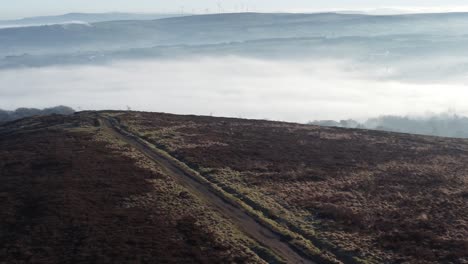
[4,6,468,20]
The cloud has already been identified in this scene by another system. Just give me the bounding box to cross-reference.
[1,56,467,123]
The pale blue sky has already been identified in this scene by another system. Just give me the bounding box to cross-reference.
[2,0,468,19]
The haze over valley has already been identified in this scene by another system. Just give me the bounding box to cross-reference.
[2,12,468,123]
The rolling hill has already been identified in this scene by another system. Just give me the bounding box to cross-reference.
[0,12,184,28]
[3,12,468,56]
[1,111,467,263]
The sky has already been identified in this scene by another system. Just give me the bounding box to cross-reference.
[2,0,468,19]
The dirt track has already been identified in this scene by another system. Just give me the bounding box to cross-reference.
[99,117,314,264]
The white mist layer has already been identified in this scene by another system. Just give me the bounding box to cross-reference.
[1,57,467,123]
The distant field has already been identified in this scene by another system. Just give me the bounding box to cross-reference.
[116,111,468,263]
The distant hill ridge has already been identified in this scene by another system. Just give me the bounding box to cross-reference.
[0,106,75,123]
[310,113,468,138]
[0,12,185,28]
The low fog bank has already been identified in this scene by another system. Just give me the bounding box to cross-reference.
[0,105,75,123]
[310,113,468,138]
[5,36,468,85]
[1,57,468,123]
